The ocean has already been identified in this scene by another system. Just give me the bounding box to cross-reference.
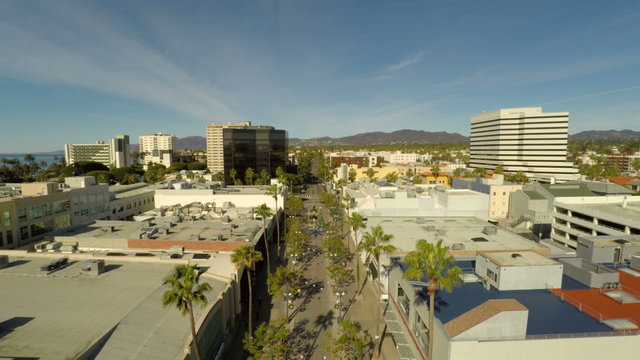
[0,154,63,166]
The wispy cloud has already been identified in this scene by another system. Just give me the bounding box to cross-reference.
[545,86,640,105]
[386,52,425,73]
[0,2,240,122]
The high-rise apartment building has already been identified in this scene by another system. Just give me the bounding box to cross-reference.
[206,122,287,182]
[139,133,177,168]
[469,107,578,181]
[65,142,112,167]
[65,135,131,169]
[110,135,131,168]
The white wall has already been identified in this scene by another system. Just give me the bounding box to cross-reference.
[449,334,640,360]
[454,310,528,341]
[155,190,283,210]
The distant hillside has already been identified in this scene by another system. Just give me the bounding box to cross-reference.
[291,130,468,146]
[177,136,206,151]
[569,130,640,141]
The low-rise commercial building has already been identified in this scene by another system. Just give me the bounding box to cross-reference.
[0,252,236,360]
[452,174,523,220]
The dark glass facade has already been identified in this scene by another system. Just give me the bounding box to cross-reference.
[222,128,287,183]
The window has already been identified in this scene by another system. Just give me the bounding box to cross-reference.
[6,230,13,245]
[2,211,11,227]
[17,209,27,222]
[30,221,52,237]
[19,226,29,241]
[493,192,496,196]
[487,268,498,282]
[53,200,70,214]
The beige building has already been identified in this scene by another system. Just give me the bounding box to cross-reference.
[139,133,178,168]
[64,142,112,167]
[65,135,131,169]
[206,122,254,173]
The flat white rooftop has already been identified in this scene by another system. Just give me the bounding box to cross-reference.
[479,250,560,267]
[364,217,547,256]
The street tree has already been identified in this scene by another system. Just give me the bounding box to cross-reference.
[360,225,396,356]
[244,318,292,360]
[229,168,237,184]
[384,171,398,183]
[404,239,463,360]
[347,212,366,289]
[267,266,302,320]
[266,183,282,259]
[162,264,212,360]
[348,167,357,182]
[254,204,273,272]
[325,320,372,360]
[365,168,376,180]
[245,167,255,185]
[232,245,263,338]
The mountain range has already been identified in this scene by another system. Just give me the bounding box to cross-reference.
[20,129,640,155]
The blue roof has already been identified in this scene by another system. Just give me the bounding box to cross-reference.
[406,272,610,335]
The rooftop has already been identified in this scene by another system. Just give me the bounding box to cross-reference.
[408,274,612,335]
[479,250,560,267]
[541,183,597,198]
[0,254,226,359]
[365,217,547,256]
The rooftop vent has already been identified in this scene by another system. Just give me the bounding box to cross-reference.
[416,218,426,224]
[471,237,489,242]
[482,226,497,235]
[101,226,114,233]
[188,234,201,241]
[511,253,523,259]
[436,229,447,237]
[425,225,436,232]
[451,243,465,250]
[615,239,631,245]
[81,259,105,275]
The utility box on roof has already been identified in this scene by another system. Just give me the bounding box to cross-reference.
[475,251,563,290]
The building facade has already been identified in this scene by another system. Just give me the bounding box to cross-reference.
[139,133,178,168]
[469,107,578,181]
[206,122,287,182]
[65,142,112,167]
[110,135,131,168]
[65,135,131,168]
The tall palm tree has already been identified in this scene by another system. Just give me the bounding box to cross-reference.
[254,203,273,272]
[162,264,212,360]
[404,239,463,360]
[232,245,263,338]
[266,183,282,259]
[347,212,366,289]
[360,225,396,356]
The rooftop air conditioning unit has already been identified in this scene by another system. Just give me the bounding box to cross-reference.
[436,229,447,237]
[451,243,465,250]
[425,226,436,232]
[416,218,426,224]
[101,226,114,233]
[482,226,497,235]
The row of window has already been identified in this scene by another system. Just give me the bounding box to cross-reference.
[0,230,13,247]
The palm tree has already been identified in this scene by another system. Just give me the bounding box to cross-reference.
[360,225,396,356]
[347,212,366,290]
[404,239,463,360]
[254,203,273,272]
[266,183,282,259]
[229,168,237,184]
[232,245,263,338]
[162,264,212,360]
[245,167,255,185]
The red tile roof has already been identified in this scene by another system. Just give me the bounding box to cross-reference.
[606,177,637,186]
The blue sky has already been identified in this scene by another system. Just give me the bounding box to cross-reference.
[1,0,640,153]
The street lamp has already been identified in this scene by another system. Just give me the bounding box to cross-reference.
[335,291,346,320]
[285,291,294,321]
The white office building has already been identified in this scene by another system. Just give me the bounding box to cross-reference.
[139,133,177,168]
[65,135,130,169]
[469,107,578,182]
